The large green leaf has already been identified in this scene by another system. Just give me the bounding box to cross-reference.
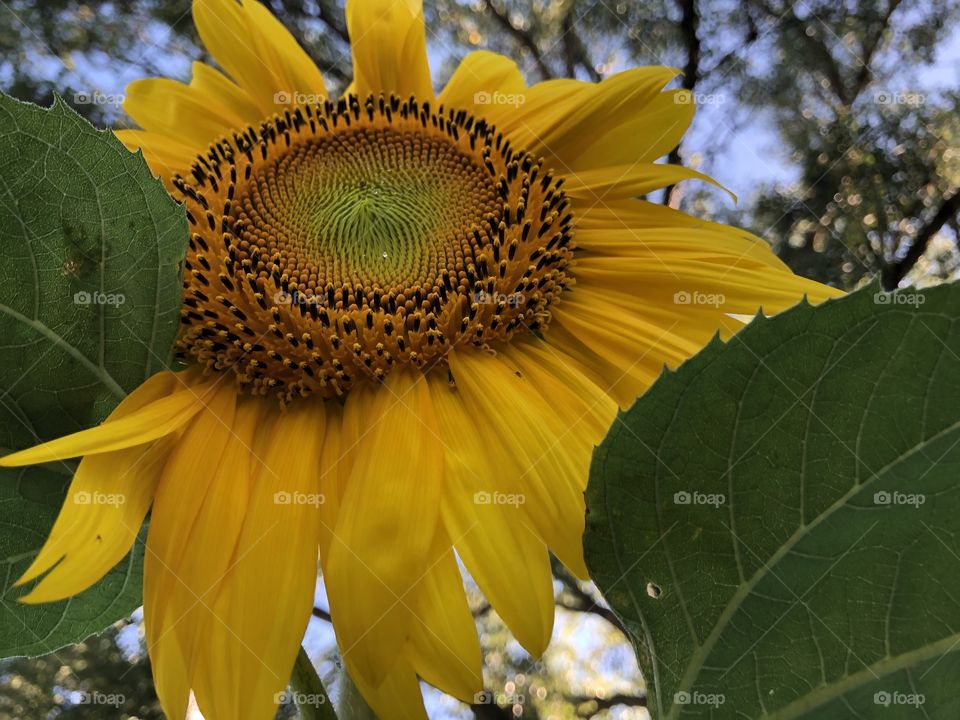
[0,93,186,657]
[585,282,960,719]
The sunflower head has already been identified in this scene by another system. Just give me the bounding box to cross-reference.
[174,93,572,400]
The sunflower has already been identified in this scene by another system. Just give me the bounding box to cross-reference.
[2,0,841,718]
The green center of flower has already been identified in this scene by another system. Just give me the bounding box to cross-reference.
[237,127,498,291]
[172,95,575,401]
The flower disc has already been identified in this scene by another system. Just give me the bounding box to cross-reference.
[173,94,574,400]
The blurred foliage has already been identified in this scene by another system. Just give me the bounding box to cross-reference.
[740,0,960,288]
[1,0,959,718]
[0,623,161,720]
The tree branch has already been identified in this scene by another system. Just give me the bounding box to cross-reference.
[851,0,903,98]
[482,0,553,80]
[272,0,350,44]
[663,0,701,205]
[552,563,628,637]
[561,7,601,81]
[571,692,647,715]
[882,190,960,289]
[470,701,515,719]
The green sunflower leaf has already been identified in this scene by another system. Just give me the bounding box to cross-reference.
[0,93,187,658]
[585,280,960,719]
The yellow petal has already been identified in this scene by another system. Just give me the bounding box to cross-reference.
[118,59,266,183]
[448,350,590,578]
[429,372,555,656]
[193,0,325,116]
[335,378,377,499]
[575,226,783,270]
[188,61,263,125]
[345,0,432,100]
[143,382,239,720]
[565,89,695,169]
[317,401,343,569]
[571,253,844,313]
[14,372,181,601]
[563,163,729,202]
[113,129,198,185]
[407,529,482,702]
[544,319,665,409]
[326,369,444,686]
[174,399,265,720]
[243,0,327,101]
[438,50,525,113]
[550,245,842,409]
[123,77,250,151]
[502,339,618,484]
[0,373,205,466]
[199,401,325,720]
[17,441,169,603]
[347,657,428,720]
[486,67,681,172]
[577,196,727,230]
[555,289,710,370]
[481,78,589,151]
